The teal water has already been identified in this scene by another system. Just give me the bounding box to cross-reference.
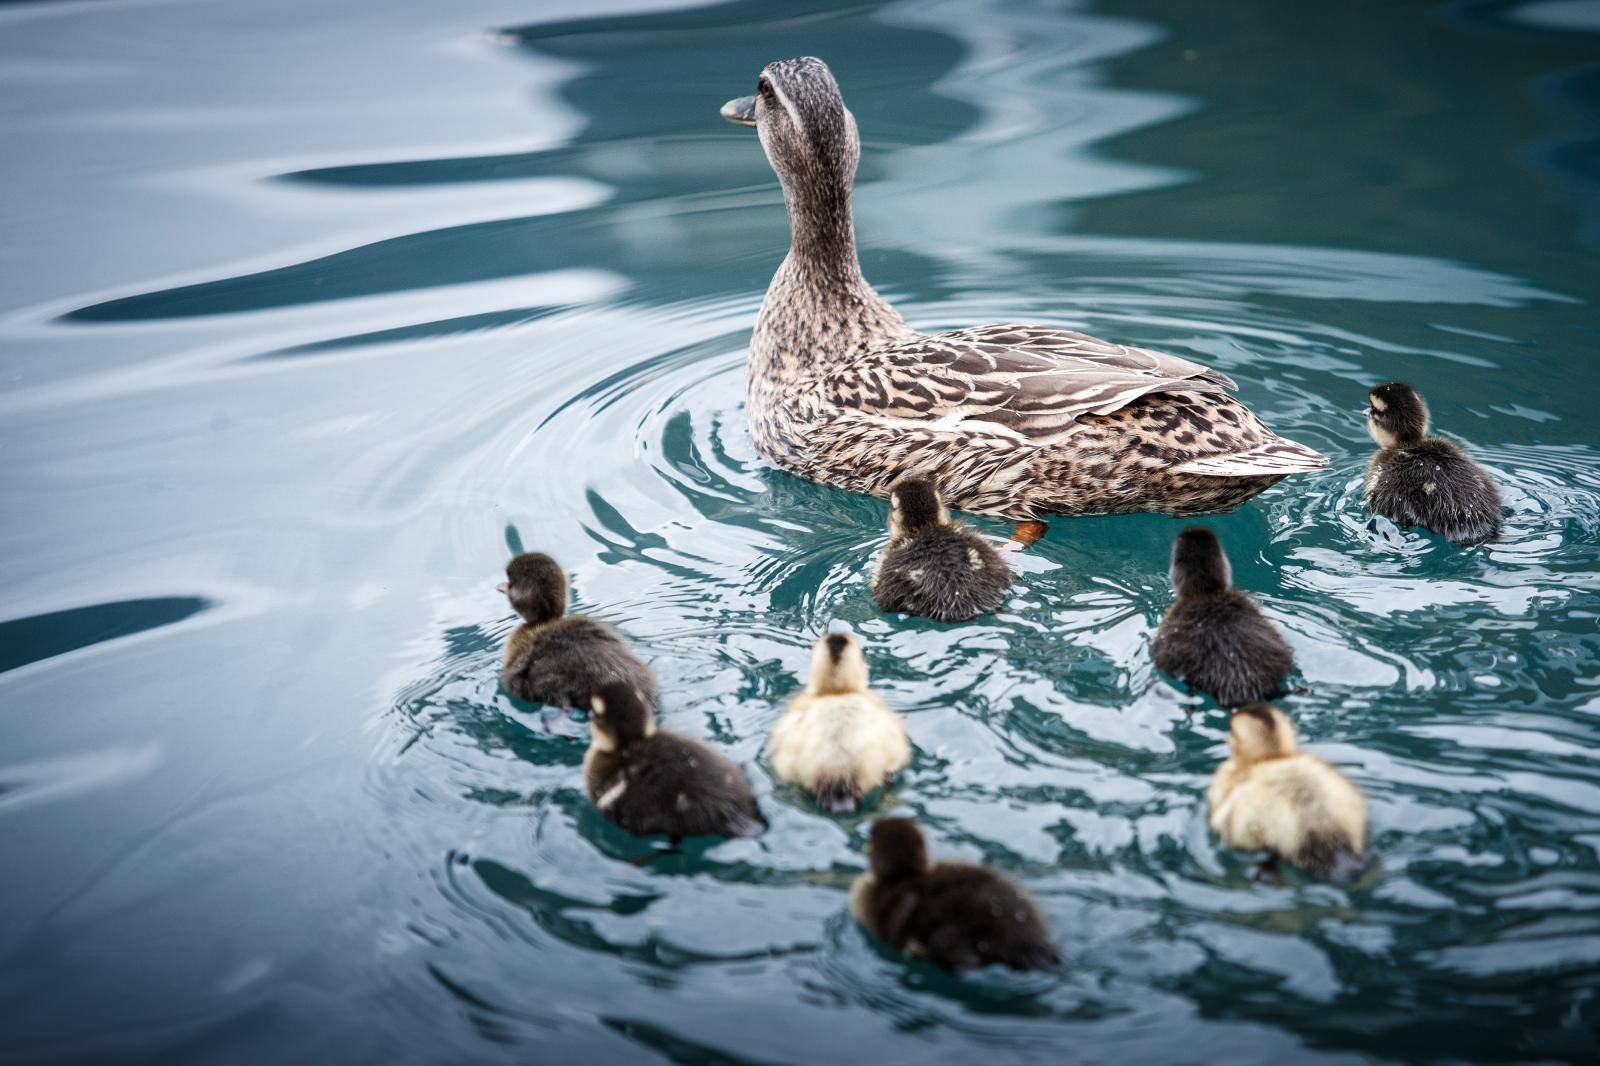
[2,0,1599,1061]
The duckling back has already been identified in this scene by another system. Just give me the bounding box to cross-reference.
[769,692,909,813]
[503,616,657,709]
[852,863,1059,972]
[873,525,1013,623]
[1366,438,1501,545]
[1209,753,1368,880]
[1152,591,1293,706]
[585,731,763,839]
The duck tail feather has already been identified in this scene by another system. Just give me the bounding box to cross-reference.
[1300,831,1367,882]
[813,777,861,814]
[1171,436,1329,477]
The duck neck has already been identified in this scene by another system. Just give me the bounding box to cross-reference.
[750,181,911,397]
[785,180,860,280]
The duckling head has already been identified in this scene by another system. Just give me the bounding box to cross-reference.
[808,631,870,696]
[1228,704,1298,765]
[498,552,568,625]
[588,682,656,752]
[1367,381,1429,448]
[868,818,929,884]
[887,477,949,540]
[721,57,860,211]
[1169,527,1232,598]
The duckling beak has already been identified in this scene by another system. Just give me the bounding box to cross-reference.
[495,582,508,594]
[721,95,757,128]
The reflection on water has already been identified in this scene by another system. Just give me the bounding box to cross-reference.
[1,0,1598,1062]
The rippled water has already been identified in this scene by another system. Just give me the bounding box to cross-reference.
[3,0,1599,1061]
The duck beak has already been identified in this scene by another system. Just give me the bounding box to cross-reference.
[721,95,757,128]
[495,582,508,594]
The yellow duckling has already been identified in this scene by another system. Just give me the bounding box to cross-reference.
[768,633,910,813]
[1208,705,1368,881]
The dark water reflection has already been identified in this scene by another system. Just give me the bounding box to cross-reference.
[2,0,1598,1062]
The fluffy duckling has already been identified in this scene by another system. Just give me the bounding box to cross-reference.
[851,818,1060,972]
[499,553,657,709]
[584,682,764,840]
[1151,528,1294,706]
[1365,381,1501,545]
[1209,705,1368,881]
[872,478,1014,623]
[768,633,910,813]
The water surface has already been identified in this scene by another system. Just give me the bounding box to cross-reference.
[3,0,1599,1061]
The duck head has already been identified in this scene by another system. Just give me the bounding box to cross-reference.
[724,57,861,262]
[501,552,568,625]
[808,631,870,696]
[588,682,656,752]
[888,477,949,540]
[722,57,859,193]
[1367,381,1429,449]
[1228,704,1298,765]
[867,818,930,883]
[1169,527,1232,598]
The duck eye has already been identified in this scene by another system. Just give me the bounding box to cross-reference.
[758,79,774,100]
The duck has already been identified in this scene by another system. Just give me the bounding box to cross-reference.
[1151,527,1294,706]
[1364,381,1501,545]
[1208,705,1368,881]
[499,552,658,709]
[721,56,1326,544]
[584,681,765,840]
[768,632,910,812]
[872,477,1014,623]
[850,818,1060,972]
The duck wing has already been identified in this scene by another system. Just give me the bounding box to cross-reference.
[944,324,1238,390]
[823,324,1326,474]
[827,324,1233,445]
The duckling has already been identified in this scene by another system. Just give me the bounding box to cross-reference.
[768,633,910,813]
[584,682,764,840]
[1208,705,1368,881]
[1365,381,1501,545]
[499,553,657,709]
[851,818,1060,972]
[1151,528,1294,706]
[872,478,1014,623]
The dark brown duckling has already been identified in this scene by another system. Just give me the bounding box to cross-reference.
[1364,381,1501,545]
[499,553,657,709]
[583,682,764,840]
[872,478,1014,623]
[850,818,1059,972]
[1151,528,1294,706]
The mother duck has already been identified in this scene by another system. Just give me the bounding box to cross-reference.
[722,57,1325,541]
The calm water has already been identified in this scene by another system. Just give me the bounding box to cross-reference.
[3,0,1599,1061]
